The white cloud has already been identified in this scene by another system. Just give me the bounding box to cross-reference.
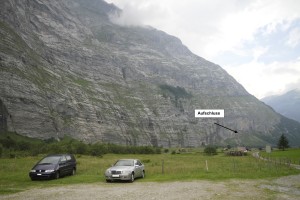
[207,0,300,59]
[108,0,171,26]
[107,1,300,56]
[252,46,269,62]
[106,0,300,98]
[285,27,300,48]
[225,59,300,98]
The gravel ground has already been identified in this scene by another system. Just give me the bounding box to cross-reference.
[1,175,299,200]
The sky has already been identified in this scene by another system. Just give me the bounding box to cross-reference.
[105,0,300,99]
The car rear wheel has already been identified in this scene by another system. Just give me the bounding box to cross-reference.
[141,171,145,178]
[71,168,76,176]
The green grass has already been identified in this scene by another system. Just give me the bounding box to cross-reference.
[260,148,300,164]
[0,152,299,195]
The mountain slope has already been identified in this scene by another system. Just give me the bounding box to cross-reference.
[1,0,300,147]
[262,89,300,123]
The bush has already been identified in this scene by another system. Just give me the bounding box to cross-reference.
[17,141,31,151]
[29,146,41,156]
[204,145,217,155]
[75,143,88,155]
[142,159,151,163]
[89,148,103,157]
[155,148,161,154]
[0,144,3,157]
[0,136,16,149]
[89,143,106,157]
[46,143,67,154]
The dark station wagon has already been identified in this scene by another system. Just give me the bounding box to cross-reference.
[29,154,77,180]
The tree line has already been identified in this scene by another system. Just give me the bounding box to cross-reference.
[0,133,161,158]
[0,132,291,158]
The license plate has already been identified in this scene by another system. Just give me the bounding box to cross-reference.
[112,175,120,178]
[37,174,42,176]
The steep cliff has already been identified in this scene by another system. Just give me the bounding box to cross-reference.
[1,0,300,147]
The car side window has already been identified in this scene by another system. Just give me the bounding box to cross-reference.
[136,160,142,166]
[66,155,71,161]
[60,156,67,162]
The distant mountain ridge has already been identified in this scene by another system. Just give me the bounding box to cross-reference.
[0,0,300,147]
[262,89,300,123]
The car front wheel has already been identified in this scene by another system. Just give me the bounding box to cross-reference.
[130,173,134,182]
[55,171,60,179]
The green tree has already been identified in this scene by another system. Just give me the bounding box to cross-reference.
[277,134,289,151]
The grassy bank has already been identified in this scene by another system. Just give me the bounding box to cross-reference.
[260,148,300,164]
[0,152,299,195]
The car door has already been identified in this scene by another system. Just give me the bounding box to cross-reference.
[59,155,68,176]
[65,155,73,174]
[134,160,143,177]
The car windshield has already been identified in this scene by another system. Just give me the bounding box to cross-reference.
[114,160,134,166]
[38,156,61,164]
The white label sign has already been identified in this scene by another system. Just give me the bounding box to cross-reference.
[195,109,224,118]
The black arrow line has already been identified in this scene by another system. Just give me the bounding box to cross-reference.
[214,123,238,133]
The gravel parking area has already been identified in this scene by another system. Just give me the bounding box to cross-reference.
[1,175,299,200]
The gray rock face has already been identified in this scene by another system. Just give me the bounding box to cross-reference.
[1,0,300,147]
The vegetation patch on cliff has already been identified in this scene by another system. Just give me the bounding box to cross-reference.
[159,84,191,99]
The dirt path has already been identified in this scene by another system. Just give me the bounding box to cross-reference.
[1,175,299,200]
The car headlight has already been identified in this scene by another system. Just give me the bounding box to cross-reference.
[45,169,55,173]
[122,170,131,174]
[106,169,111,174]
[30,170,36,173]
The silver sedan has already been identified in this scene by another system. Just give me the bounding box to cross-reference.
[104,159,145,182]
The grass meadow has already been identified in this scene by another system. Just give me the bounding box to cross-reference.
[0,150,299,195]
[260,148,300,164]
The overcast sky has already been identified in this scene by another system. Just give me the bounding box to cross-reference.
[105,0,300,99]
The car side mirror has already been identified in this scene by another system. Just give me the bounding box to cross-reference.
[59,161,66,165]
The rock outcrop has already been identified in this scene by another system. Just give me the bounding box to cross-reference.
[1,0,300,147]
